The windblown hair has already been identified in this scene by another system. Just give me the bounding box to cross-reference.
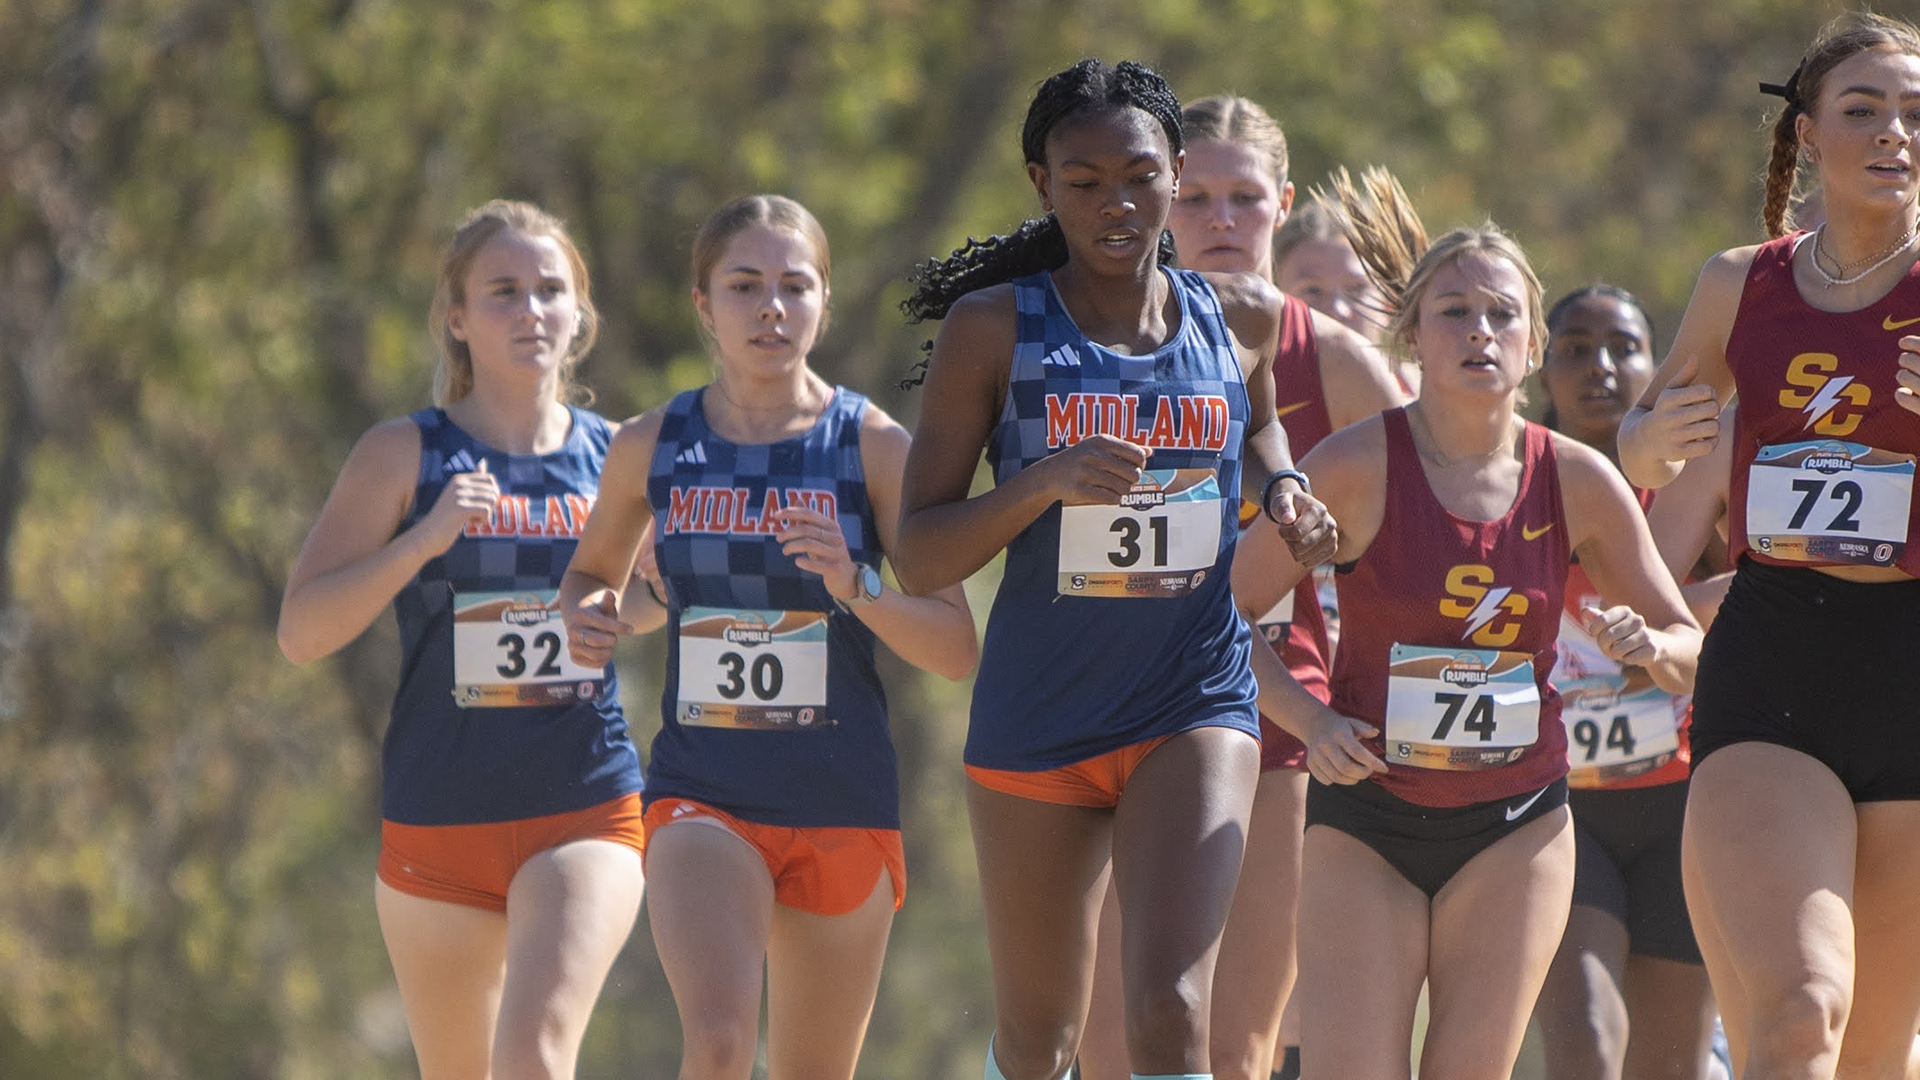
[1326,166,1546,372]
[1761,12,1920,238]
[1181,94,1289,188]
[429,200,599,407]
[900,59,1183,328]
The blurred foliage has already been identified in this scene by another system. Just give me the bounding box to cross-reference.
[0,0,1849,1076]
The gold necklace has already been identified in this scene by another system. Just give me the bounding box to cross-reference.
[1811,220,1920,289]
[1410,404,1517,469]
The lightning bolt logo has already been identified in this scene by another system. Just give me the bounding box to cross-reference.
[1460,586,1512,642]
[1801,375,1855,430]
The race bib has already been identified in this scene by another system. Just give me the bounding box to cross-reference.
[676,606,829,730]
[1255,589,1295,645]
[1747,440,1914,567]
[1384,644,1540,770]
[1058,468,1222,598]
[451,590,604,708]
[1560,672,1684,787]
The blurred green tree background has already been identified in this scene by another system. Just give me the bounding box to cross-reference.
[0,0,1836,1076]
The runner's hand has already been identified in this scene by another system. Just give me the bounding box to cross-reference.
[1640,356,1721,463]
[1581,604,1656,668]
[1268,482,1338,568]
[1304,707,1388,785]
[421,459,499,550]
[1895,335,1920,417]
[1040,435,1151,506]
[775,505,858,600]
[563,589,632,668]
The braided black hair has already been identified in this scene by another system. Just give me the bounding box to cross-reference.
[901,59,1184,339]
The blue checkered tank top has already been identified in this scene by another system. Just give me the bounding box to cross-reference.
[386,406,643,825]
[645,386,896,829]
[967,267,1259,770]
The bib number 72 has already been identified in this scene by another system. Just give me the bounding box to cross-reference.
[1787,477,1863,532]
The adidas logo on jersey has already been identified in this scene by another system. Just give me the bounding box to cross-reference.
[675,442,709,466]
[1041,344,1082,369]
[443,449,479,474]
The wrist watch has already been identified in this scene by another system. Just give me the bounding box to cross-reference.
[838,563,884,612]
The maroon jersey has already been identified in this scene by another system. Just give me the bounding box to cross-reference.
[1727,234,1920,577]
[1330,408,1571,807]
[1251,295,1335,770]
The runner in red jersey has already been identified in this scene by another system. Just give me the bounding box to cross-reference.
[1238,168,1700,1079]
[1529,285,1720,1080]
[1075,96,1404,1080]
[1617,15,1920,1078]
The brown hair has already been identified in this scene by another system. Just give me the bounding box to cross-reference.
[1762,12,1920,238]
[428,200,599,406]
[1180,95,1289,188]
[1273,196,1352,272]
[1327,166,1546,372]
[690,194,831,308]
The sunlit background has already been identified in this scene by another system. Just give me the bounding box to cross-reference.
[0,0,1837,1075]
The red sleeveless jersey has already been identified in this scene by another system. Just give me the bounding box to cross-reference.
[1252,295,1335,769]
[1330,408,1571,807]
[1555,483,1691,790]
[1727,234,1920,577]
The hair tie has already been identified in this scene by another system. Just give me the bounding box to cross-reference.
[1759,59,1805,109]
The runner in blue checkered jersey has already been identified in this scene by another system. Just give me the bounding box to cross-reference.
[892,60,1336,1080]
[278,201,645,1080]
[559,194,976,1080]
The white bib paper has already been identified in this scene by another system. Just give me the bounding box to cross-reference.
[676,606,829,730]
[1058,468,1222,598]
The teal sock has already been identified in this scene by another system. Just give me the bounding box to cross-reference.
[1274,1043,1301,1080]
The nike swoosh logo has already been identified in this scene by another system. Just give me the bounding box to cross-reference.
[1522,523,1554,541]
[1274,401,1312,419]
[1885,315,1920,331]
[1505,787,1551,818]
[1505,786,1550,822]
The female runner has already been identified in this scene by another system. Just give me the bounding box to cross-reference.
[560,195,976,1080]
[894,61,1335,1080]
[1076,94,1403,1080]
[1530,285,1717,1080]
[1235,168,1700,1079]
[278,201,644,1080]
[1617,14,1920,1078]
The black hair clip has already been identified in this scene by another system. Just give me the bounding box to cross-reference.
[1759,59,1806,108]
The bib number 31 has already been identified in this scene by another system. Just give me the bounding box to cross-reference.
[1057,468,1222,598]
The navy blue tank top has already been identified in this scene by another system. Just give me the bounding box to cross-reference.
[386,406,643,825]
[645,387,897,829]
[968,268,1258,770]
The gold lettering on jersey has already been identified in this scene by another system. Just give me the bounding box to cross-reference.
[1437,563,1529,648]
[1779,353,1870,437]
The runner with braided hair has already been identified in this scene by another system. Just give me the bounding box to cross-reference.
[894,59,1336,1080]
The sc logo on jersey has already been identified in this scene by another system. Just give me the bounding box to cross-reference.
[1780,353,1870,437]
[1436,563,1529,648]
